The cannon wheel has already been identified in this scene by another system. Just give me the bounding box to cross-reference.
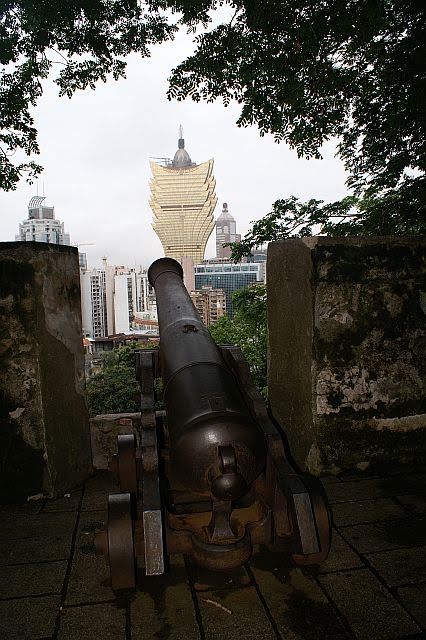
[107,492,136,590]
[292,477,331,566]
[117,434,138,493]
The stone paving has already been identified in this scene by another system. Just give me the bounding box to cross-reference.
[1,469,425,640]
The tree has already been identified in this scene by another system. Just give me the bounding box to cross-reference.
[169,0,426,203]
[2,0,425,221]
[1,0,176,189]
[86,342,160,417]
[228,186,426,262]
[210,284,267,396]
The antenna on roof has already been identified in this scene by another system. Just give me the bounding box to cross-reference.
[179,124,183,140]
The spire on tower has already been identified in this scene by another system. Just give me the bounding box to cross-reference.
[178,124,185,150]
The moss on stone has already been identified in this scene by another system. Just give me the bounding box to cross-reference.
[316,420,426,473]
[0,259,34,295]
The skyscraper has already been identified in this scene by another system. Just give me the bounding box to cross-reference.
[215,202,241,259]
[15,196,71,245]
[149,128,217,264]
[194,261,263,317]
[80,261,156,338]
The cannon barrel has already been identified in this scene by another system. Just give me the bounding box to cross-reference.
[148,257,267,501]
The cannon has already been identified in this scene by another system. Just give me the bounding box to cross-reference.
[95,257,331,589]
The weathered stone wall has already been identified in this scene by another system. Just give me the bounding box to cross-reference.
[0,242,92,502]
[90,413,141,469]
[267,237,426,474]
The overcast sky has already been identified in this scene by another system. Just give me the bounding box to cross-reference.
[0,27,350,269]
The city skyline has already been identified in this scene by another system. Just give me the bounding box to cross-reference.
[0,29,349,268]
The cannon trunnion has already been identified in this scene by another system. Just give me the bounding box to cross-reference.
[96,258,331,589]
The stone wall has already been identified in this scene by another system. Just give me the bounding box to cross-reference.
[0,242,92,502]
[267,237,426,474]
[90,413,141,469]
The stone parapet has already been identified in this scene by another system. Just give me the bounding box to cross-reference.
[0,242,92,502]
[90,413,141,469]
[267,237,426,474]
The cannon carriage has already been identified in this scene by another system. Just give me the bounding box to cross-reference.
[95,257,331,589]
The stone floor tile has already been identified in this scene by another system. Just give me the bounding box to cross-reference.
[58,602,126,639]
[317,529,364,574]
[0,560,67,599]
[75,510,107,555]
[189,562,251,591]
[332,497,408,527]
[365,545,426,588]
[338,518,426,554]
[65,511,113,605]
[43,489,82,512]
[378,473,426,498]
[132,565,198,640]
[320,475,343,486]
[81,490,110,512]
[0,502,43,515]
[397,583,426,629]
[65,554,116,605]
[197,586,276,640]
[0,510,77,541]
[84,472,119,492]
[250,557,350,639]
[0,594,60,639]
[396,494,426,516]
[325,478,391,504]
[0,532,73,565]
[319,568,420,639]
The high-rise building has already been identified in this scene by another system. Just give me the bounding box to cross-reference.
[215,202,241,259]
[15,196,71,245]
[195,260,263,317]
[190,287,226,327]
[80,268,108,338]
[80,262,157,338]
[149,128,217,264]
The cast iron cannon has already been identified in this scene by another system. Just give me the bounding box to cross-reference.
[96,257,331,589]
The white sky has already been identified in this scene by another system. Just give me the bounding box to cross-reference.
[0,28,350,269]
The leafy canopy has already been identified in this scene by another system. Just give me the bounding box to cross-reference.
[228,185,426,262]
[2,0,425,226]
[169,0,426,198]
[86,342,159,417]
[209,284,267,397]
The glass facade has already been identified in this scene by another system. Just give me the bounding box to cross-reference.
[195,263,261,317]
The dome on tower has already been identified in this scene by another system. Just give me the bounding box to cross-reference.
[217,202,235,221]
[172,126,193,168]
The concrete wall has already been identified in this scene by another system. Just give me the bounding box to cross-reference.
[0,242,92,502]
[267,237,426,474]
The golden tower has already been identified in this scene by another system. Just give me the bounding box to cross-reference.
[150,128,217,264]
